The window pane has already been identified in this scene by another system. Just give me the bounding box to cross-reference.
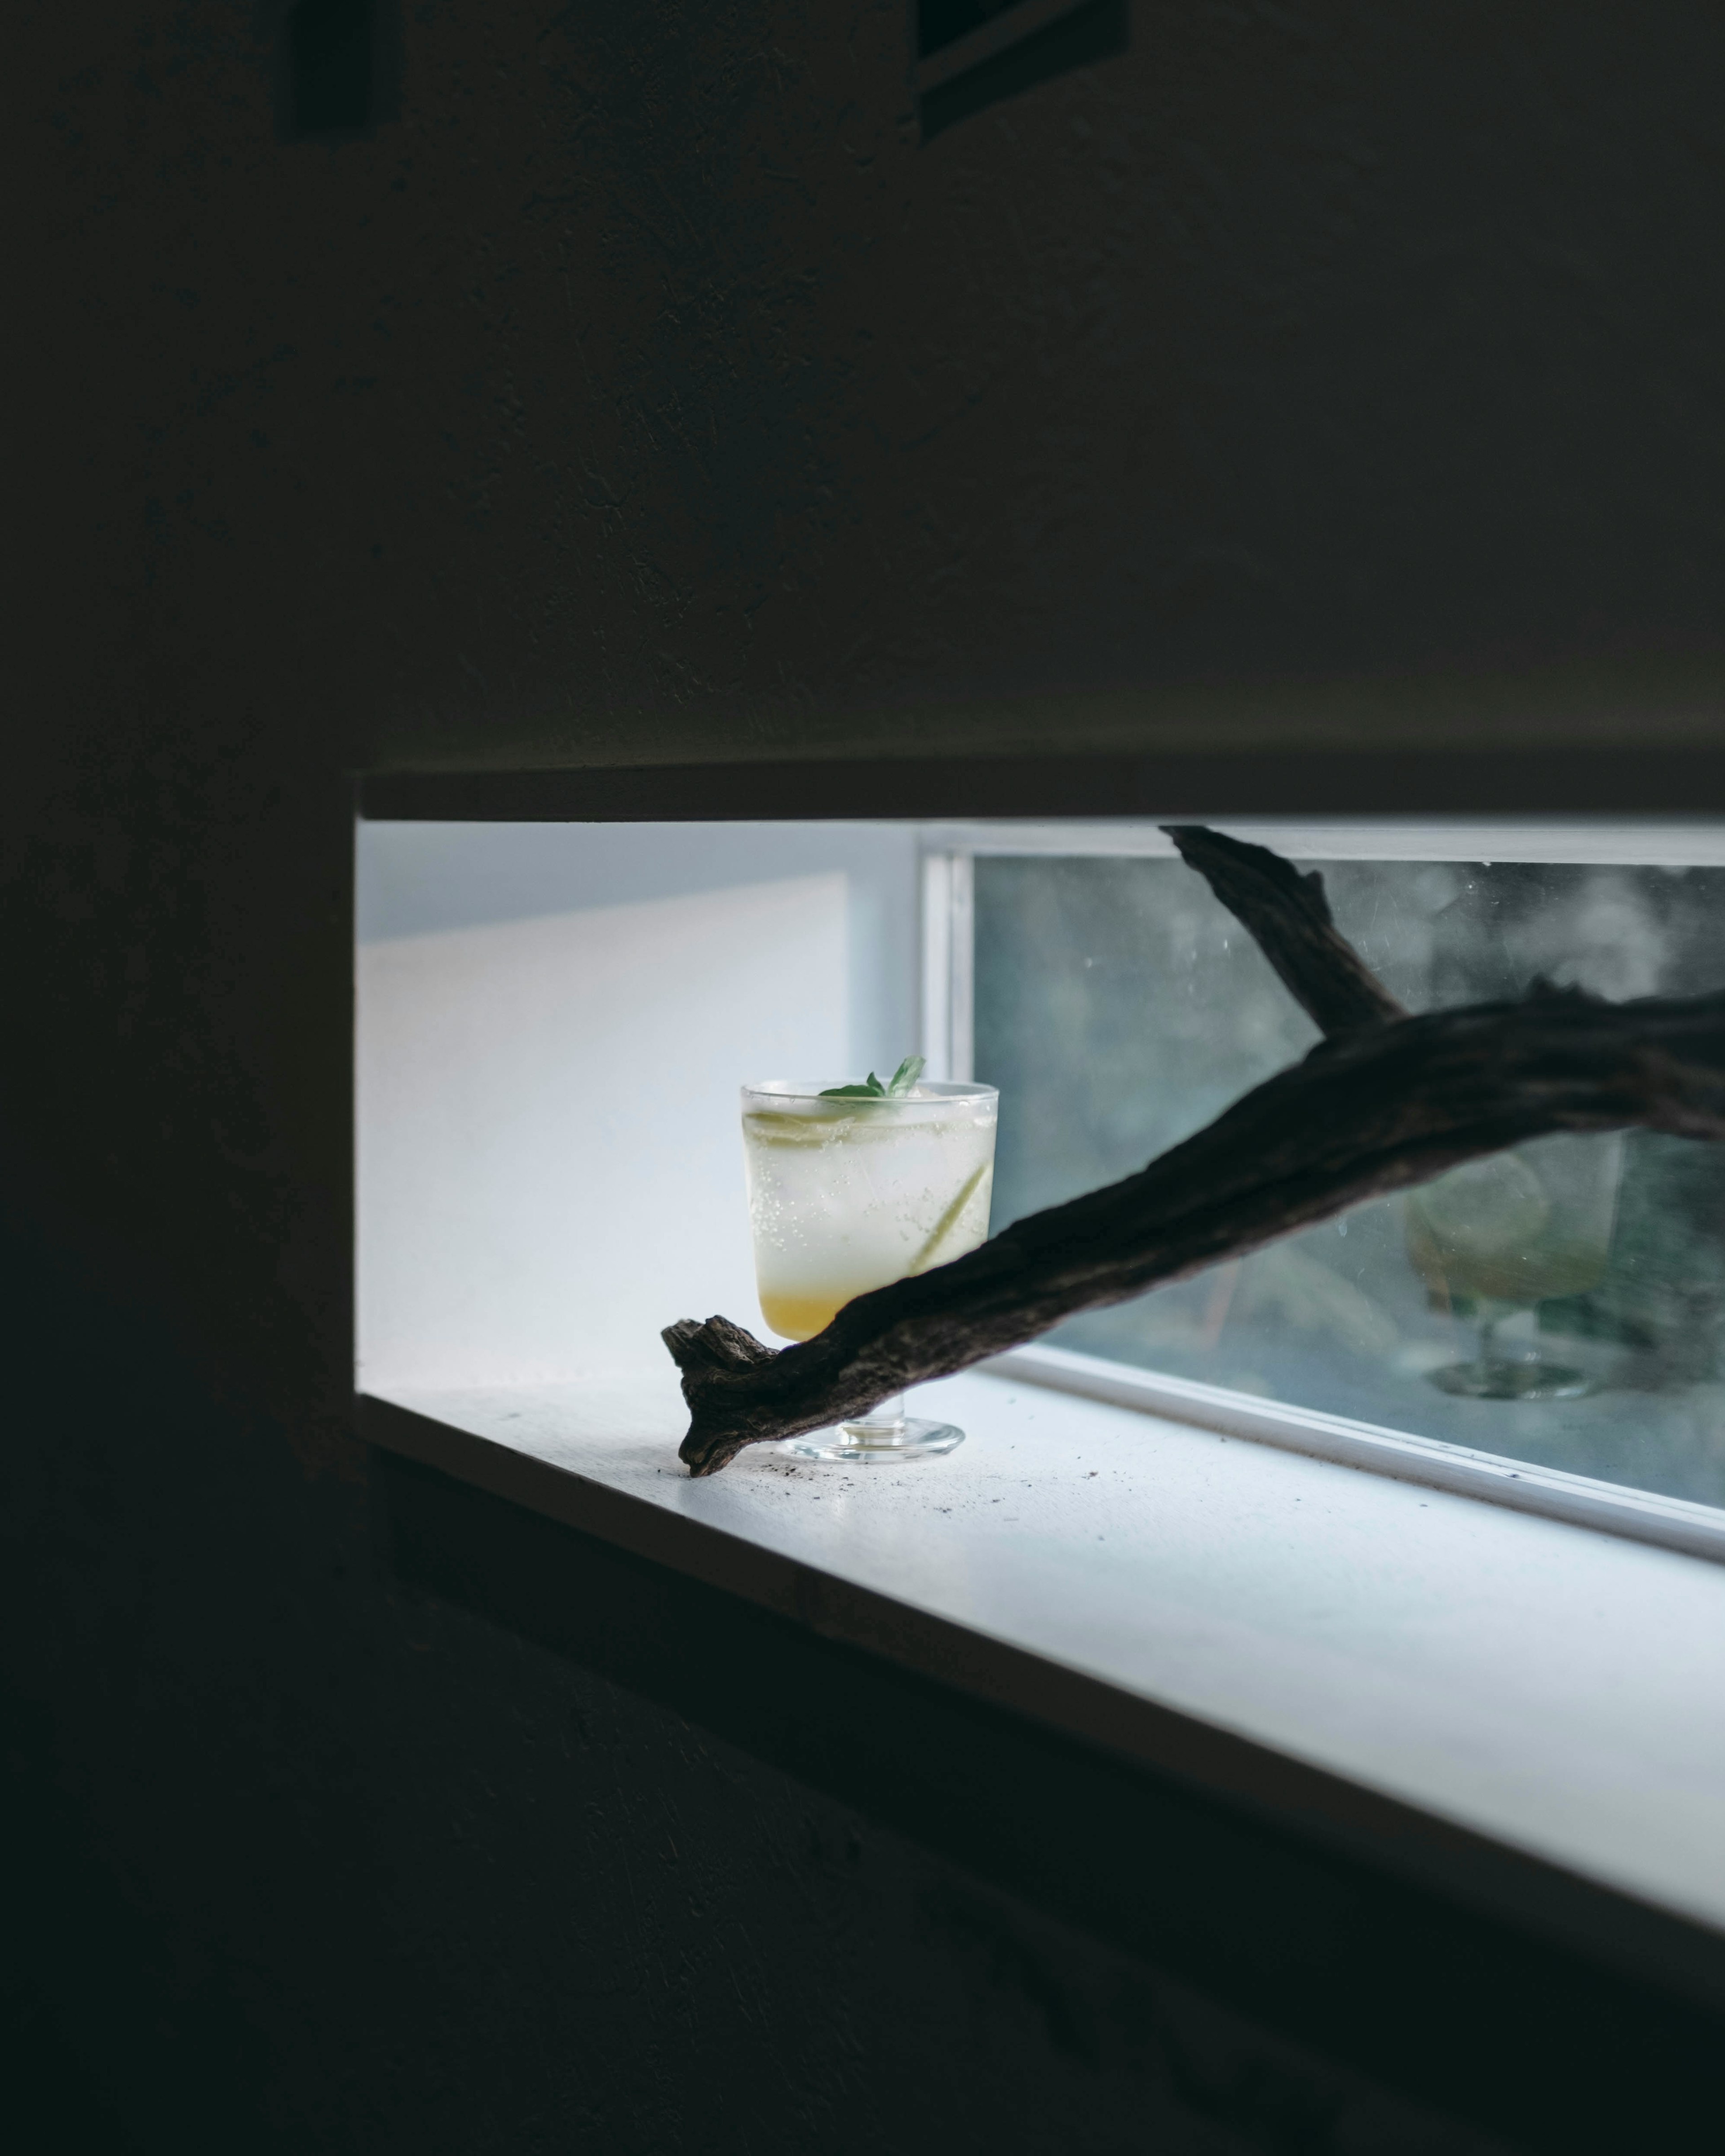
[973,850,1725,1510]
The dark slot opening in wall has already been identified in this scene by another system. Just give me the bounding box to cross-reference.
[919,0,1129,142]
[920,0,1027,60]
[288,0,376,136]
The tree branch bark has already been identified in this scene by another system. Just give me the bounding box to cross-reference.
[668,988,1725,1475]
[1162,824,1407,1034]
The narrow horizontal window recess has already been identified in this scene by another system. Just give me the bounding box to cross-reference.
[358,812,1725,1549]
[355,804,1725,1995]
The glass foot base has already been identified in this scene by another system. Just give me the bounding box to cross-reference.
[780,1419,966,1466]
[1427,1360,1592,1401]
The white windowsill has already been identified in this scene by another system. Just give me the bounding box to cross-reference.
[992,1343,1725,1563]
[361,1361,1725,2009]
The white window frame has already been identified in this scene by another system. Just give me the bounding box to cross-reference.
[921,817,1725,1564]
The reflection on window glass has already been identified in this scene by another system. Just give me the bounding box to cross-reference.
[973,852,1725,1510]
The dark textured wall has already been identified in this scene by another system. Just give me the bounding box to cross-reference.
[21,0,1725,780]
[9,4,1725,2150]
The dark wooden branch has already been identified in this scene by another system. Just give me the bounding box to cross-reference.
[1162,824,1408,1034]
[665,822,1725,1473]
[668,988,1725,1473]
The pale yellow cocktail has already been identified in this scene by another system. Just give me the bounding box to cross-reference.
[739,1075,998,1464]
[742,1081,997,1341]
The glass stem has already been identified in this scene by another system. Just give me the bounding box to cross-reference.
[1478,1311,1501,1369]
[843,1390,907,1440]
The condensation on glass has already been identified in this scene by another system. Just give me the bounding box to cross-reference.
[968,833,1725,1512]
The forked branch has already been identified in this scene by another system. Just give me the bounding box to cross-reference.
[667,993,1725,1473]
[665,828,1725,1475]
[1162,824,1408,1034]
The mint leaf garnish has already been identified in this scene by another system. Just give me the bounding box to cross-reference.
[819,1056,924,1102]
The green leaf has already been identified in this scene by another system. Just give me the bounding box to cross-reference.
[819,1057,923,1101]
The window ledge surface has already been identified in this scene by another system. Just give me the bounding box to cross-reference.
[360,1365,1725,2008]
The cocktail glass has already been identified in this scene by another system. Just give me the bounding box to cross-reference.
[1405,1132,1624,1400]
[740,1078,999,1462]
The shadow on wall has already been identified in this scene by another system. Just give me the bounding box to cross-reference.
[276,0,1126,147]
[279,0,402,140]
[918,0,1131,141]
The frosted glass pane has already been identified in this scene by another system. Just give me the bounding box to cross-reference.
[973,853,1725,1510]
